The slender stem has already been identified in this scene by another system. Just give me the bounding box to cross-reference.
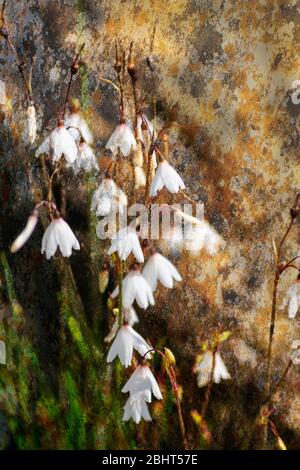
[61,74,73,120]
[115,41,125,123]
[266,217,294,396]
[170,372,190,451]
[269,359,293,401]
[47,167,59,202]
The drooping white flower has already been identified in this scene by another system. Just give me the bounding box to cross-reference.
[72,142,99,175]
[65,111,93,144]
[123,391,152,424]
[91,178,127,217]
[122,365,163,400]
[105,123,136,156]
[35,121,77,164]
[41,217,80,259]
[134,166,146,189]
[11,210,39,253]
[107,324,151,367]
[27,104,37,144]
[282,282,300,319]
[111,270,154,309]
[107,225,144,263]
[142,252,182,291]
[291,340,300,365]
[150,160,185,197]
[193,351,231,388]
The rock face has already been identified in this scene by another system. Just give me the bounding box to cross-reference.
[0,0,300,450]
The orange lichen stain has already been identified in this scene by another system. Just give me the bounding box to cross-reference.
[135,10,149,26]
[190,62,200,72]
[105,18,118,35]
[240,11,258,32]
[232,69,248,88]
[211,80,222,101]
[168,62,179,77]
[199,102,215,123]
[223,43,235,58]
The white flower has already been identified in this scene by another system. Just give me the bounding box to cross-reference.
[136,114,154,143]
[105,123,136,156]
[107,225,144,263]
[291,340,300,365]
[193,351,231,388]
[72,142,99,174]
[134,166,146,189]
[27,104,37,144]
[184,221,224,255]
[91,178,127,217]
[111,270,154,309]
[142,252,182,291]
[150,160,185,197]
[107,324,151,367]
[123,391,152,424]
[122,364,163,400]
[0,340,6,365]
[11,210,39,253]
[35,122,77,164]
[282,283,300,319]
[65,112,93,144]
[41,217,80,259]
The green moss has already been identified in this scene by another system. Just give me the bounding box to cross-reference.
[63,370,87,449]
[67,316,89,359]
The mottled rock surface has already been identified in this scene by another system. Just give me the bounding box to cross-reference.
[0,0,300,450]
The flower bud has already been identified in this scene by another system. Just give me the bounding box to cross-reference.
[99,263,109,294]
[164,347,176,366]
[11,210,39,253]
